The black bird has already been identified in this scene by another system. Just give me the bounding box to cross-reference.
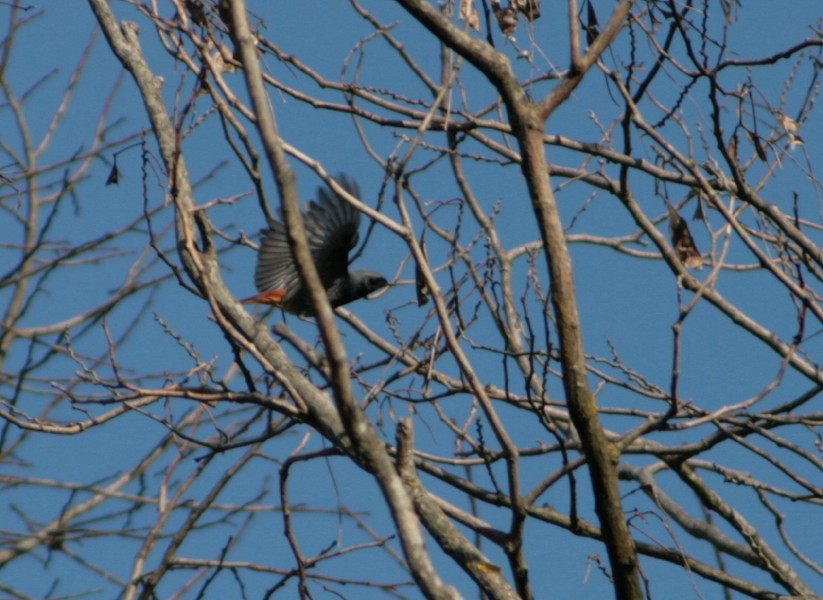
[242,174,387,315]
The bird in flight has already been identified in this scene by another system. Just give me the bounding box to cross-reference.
[242,174,388,316]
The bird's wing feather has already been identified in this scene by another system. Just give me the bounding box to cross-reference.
[254,218,302,301]
[306,174,361,286]
[254,174,361,299]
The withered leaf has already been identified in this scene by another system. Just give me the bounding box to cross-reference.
[667,201,703,269]
[459,0,481,31]
[513,0,540,21]
[585,1,600,46]
[492,2,518,36]
[746,129,768,162]
[415,241,431,306]
[105,162,120,186]
[185,0,207,27]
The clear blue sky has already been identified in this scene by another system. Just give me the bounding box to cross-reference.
[2,2,822,599]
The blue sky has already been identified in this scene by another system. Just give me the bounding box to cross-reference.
[2,1,822,599]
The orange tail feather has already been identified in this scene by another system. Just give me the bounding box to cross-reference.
[241,289,287,307]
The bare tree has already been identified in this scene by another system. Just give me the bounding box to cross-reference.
[2,1,822,599]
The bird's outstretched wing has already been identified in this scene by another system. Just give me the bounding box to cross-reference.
[252,174,361,305]
[306,174,361,289]
[253,217,295,301]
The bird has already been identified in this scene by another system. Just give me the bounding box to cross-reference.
[241,174,388,316]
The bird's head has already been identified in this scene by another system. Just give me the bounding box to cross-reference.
[351,270,388,297]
